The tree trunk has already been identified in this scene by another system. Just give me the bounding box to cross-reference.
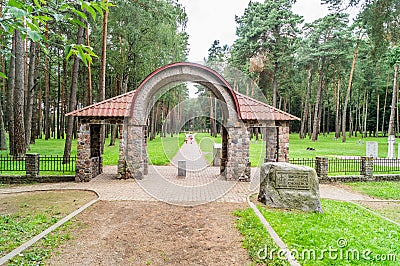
[272,62,278,108]
[341,41,359,142]
[311,57,325,141]
[86,24,93,106]
[381,73,389,136]
[375,92,380,137]
[13,30,26,156]
[388,64,399,136]
[300,69,312,139]
[335,76,341,138]
[60,54,67,139]
[99,0,109,155]
[25,42,37,150]
[7,37,15,155]
[44,24,50,140]
[63,25,84,161]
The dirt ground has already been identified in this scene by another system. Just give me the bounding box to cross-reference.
[0,190,97,216]
[47,201,252,266]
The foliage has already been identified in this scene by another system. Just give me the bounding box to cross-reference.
[0,0,109,68]
[239,200,400,265]
[345,181,400,199]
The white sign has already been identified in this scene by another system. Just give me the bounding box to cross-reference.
[366,142,378,158]
[388,135,395,159]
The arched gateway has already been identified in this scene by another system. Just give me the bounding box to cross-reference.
[125,62,250,181]
[67,62,299,182]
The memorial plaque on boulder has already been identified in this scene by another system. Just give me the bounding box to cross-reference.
[366,141,378,158]
[258,162,323,213]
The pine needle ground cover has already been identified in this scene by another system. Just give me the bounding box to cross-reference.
[235,199,400,266]
[0,190,96,265]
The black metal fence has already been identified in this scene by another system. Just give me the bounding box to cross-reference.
[0,156,25,173]
[39,155,76,173]
[289,158,315,169]
[0,155,76,174]
[289,157,400,175]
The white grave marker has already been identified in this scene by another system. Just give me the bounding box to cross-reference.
[366,141,378,158]
[388,135,395,159]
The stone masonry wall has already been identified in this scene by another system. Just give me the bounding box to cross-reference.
[76,123,103,182]
[226,125,251,181]
[277,121,290,162]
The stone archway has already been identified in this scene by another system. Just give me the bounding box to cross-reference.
[124,62,250,181]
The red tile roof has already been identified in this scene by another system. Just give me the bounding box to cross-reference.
[235,93,300,121]
[66,90,300,121]
[66,90,135,118]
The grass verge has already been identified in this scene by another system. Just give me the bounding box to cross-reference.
[344,182,400,200]
[237,199,400,265]
[0,190,96,264]
[233,208,289,266]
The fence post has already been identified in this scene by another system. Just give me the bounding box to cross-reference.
[315,156,328,179]
[360,156,374,179]
[26,154,40,178]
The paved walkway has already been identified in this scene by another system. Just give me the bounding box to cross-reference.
[0,138,380,204]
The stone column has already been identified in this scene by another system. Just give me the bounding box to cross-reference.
[76,123,92,182]
[118,124,127,179]
[277,122,290,162]
[125,123,146,179]
[220,126,228,176]
[265,126,277,162]
[25,153,40,178]
[226,125,250,181]
[315,156,329,179]
[360,156,374,179]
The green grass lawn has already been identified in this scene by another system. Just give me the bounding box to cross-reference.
[195,133,222,163]
[289,133,393,158]
[344,182,400,200]
[147,133,185,165]
[235,199,400,265]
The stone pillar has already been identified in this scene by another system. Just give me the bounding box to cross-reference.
[125,123,146,179]
[226,125,250,181]
[213,143,222,166]
[277,122,290,162]
[26,153,40,178]
[76,123,92,182]
[265,126,277,162]
[360,156,374,179]
[220,126,228,176]
[178,160,186,177]
[118,125,127,179]
[315,156,328,179]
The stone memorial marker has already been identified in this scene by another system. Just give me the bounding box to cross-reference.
[366,141,378,159]
[178,160,186,177]
[213,143,222,166]
[258,162,323,213]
